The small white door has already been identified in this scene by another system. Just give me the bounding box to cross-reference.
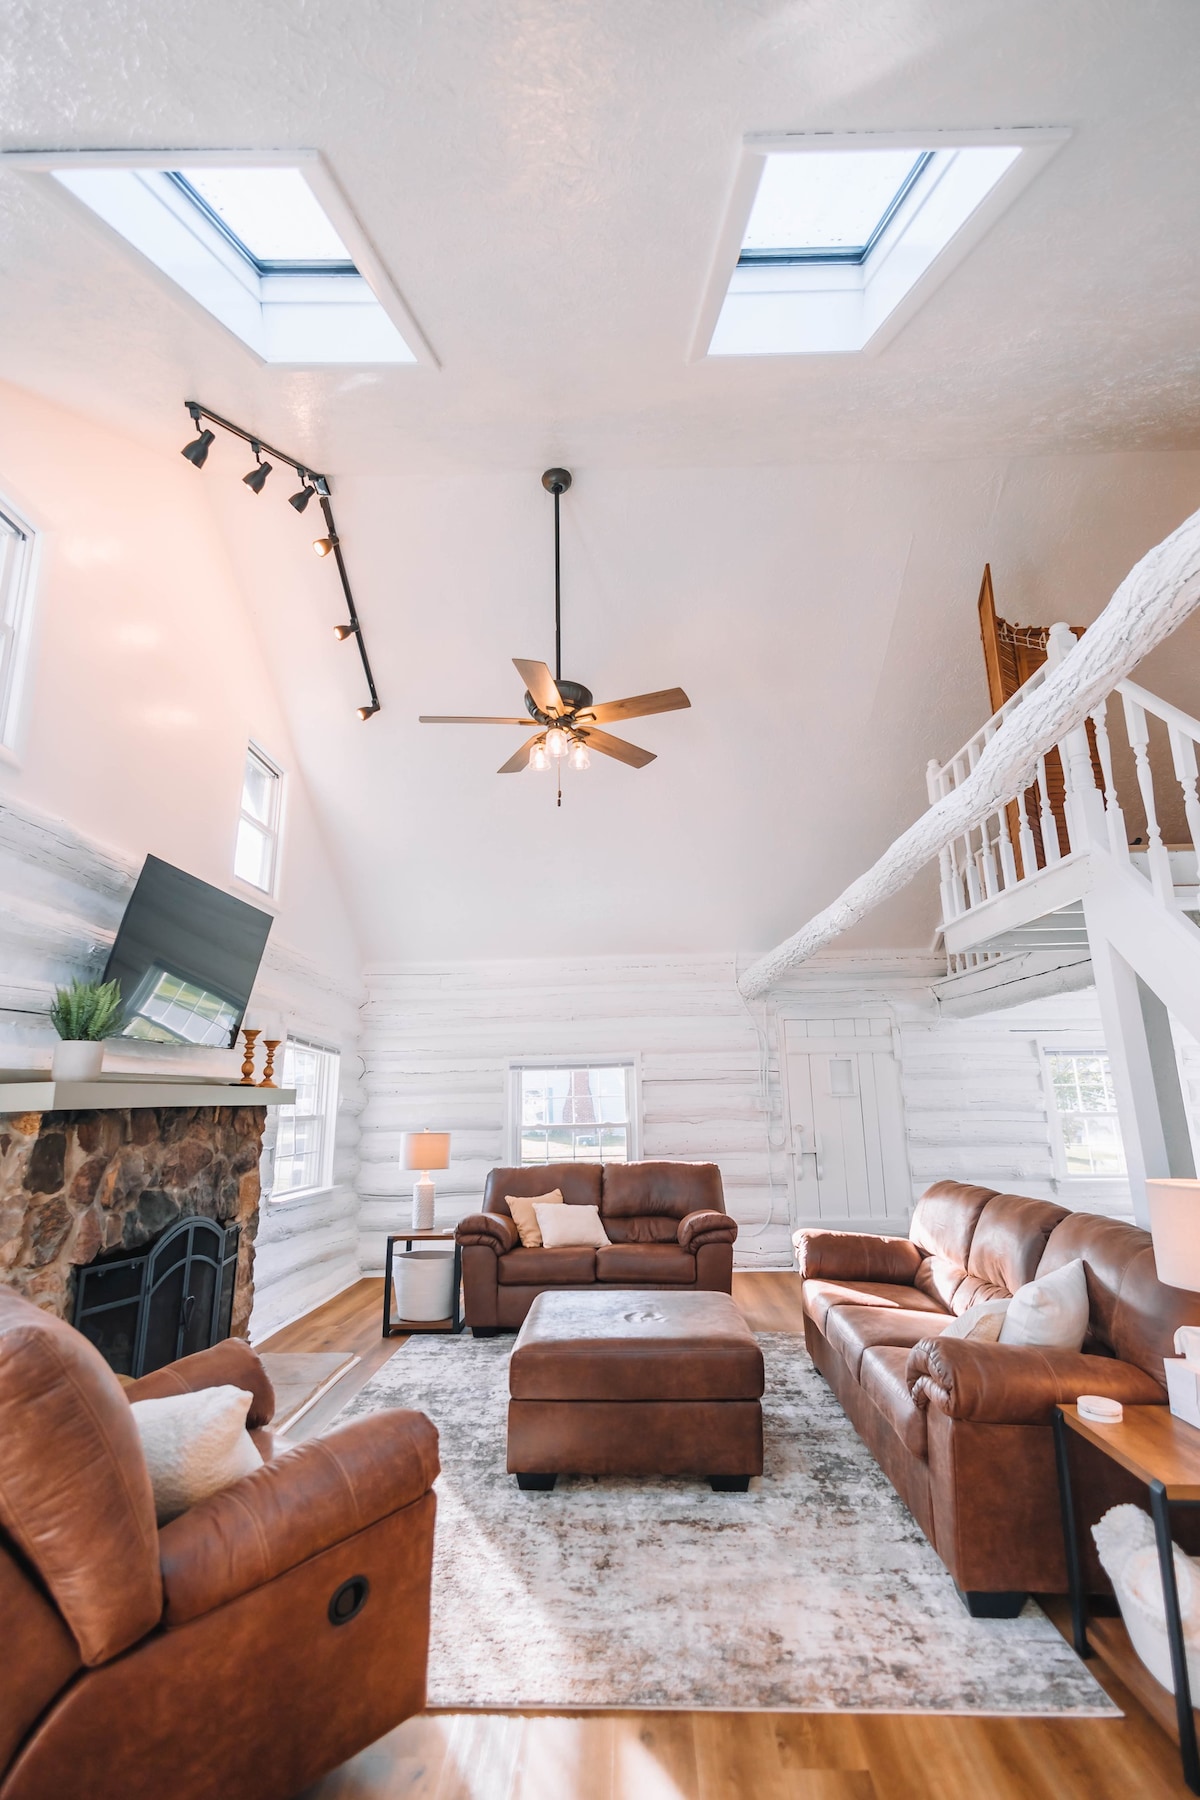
[784,1020,911,1229]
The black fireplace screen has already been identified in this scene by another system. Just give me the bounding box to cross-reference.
[73,1215,240,1378]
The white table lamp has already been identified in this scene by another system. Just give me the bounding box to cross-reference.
[401,1131,450,1231]
[1147,1178,1200,1426]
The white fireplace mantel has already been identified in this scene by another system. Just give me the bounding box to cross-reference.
[0,1076,296,1112]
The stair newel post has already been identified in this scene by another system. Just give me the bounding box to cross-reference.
[1089,697,1130,860]
[1166,720,1200,892]
[1121,688,1175,905]
[1047,622,1106,853]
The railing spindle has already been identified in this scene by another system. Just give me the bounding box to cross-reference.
[1089,698,1129,860]
[1121,690,1175,905]
[1037,756,1060,865]
[1167,723,1200,890]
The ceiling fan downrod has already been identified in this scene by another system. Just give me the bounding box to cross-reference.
[542,467,571,686]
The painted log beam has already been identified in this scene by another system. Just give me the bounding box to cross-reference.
[738,505,1200,1000]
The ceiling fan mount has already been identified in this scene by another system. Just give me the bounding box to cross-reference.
[418,467,690,782]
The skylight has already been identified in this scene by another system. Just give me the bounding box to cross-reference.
[170,168,356,273]
[739,150,931,265]
[697,130,1068,358]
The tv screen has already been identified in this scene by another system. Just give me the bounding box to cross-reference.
[103,855,273,1047]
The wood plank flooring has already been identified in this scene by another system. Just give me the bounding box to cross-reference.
[266,1274,1190,1800]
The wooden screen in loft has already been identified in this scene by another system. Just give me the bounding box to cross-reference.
[977,564,1092,873]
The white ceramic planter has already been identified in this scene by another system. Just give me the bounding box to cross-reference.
[393,1250,455,1323]
[51,1040,105,1081]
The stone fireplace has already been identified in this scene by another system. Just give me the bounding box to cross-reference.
[0,1103,267,1339]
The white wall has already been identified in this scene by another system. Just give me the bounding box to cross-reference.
[0,381,365,1333]
[358,951,1130,1274]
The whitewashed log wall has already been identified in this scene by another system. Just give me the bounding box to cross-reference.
[0,795,363,1339]
[358,952,1133,1274]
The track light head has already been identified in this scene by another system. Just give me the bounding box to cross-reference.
[334,622,359,641]
[243,446,272,493]
[357,701,380,721]
[313,534,339,558]
[289,481,316,512]
[182,428,215,467]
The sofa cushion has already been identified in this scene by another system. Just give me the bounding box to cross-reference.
[910,1181,998,1311]
[600,1162,723,1245]
[825,1304,952,1381]
[803,1279,948,1336]
[484,1163,602,1216]
[496,1246,597,1286]
[860,1346,928,1459]
[1037,1210,1200,1382]
[595,1243,696,1285]
[955,1193,1070,1311]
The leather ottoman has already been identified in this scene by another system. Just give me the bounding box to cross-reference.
[507,1288,764,1491]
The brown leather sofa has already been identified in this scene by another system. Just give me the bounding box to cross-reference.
[796,1180,1200,1614]
[0,1287,439,1800]
[456,1160,737,1333]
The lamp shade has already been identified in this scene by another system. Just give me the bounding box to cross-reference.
[401,1131,450,1172]
[1147,1178,1200,1292]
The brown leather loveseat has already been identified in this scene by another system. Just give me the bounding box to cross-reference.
[457,1160,737,1333]
[796,1180,1200,1615]
[0,1287,439,1800]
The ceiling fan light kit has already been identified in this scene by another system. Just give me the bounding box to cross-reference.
[419,468,691,802]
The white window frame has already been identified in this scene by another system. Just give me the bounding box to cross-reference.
[233,741,284,898]
[1040,1045,1128,1182]
[0,492,40,761]
[508,1057,641,1168]
[269,1036,340,1202]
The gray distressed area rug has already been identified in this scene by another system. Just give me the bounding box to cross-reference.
[336,1332,1116,1715]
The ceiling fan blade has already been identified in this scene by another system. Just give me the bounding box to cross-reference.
[577,727,656,769]
[419,715,532,724]
[581,687,691,725]
[513,659,565,715]
[497,734,542,774]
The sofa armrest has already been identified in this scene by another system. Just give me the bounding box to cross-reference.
[907,1337,1166,1425]
[124,1337,275,1428]
[456,1212,519,1254]
[158,1409,439,1625]
[793,1229,923,1284]
[678,1210,738,1251]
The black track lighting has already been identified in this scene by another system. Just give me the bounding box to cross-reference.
[357,702,380,721]
[312,534,339,558]
[288,479,316,512]
[182,428,215,467]
[243,445,272,494]
[334,622,359,641]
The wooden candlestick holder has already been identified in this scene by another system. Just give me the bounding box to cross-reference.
[239,1028,260,1085]
[259,1039,280,1089]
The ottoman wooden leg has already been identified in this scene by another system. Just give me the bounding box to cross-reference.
[516,1472,558,1491]
[709,1475,751,1492]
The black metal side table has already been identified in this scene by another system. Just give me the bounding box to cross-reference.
[1054,1401,1200,1793]
[382,1229,464,1338]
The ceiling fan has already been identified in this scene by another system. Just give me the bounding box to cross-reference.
[419,469,690,787]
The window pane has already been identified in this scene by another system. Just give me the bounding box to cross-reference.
[234,818,272,890]
[518,1066,632,1166]
[1048,1051,1126,1176]
[241,751,276,826]
[271,1039,338,1198]
[742,150,925,256]
[175,168,354,266]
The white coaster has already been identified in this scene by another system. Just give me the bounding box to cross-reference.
[1077,1394,1123,1425]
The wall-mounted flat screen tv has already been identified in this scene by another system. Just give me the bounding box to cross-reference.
[102,854,273,1047]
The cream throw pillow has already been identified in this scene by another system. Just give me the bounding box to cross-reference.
[942,1298,1009,1343]
[998,1257,1089,1351]
[535,1202,610,1249]
[130,1384,263,1525]
[506,1189,564,1249]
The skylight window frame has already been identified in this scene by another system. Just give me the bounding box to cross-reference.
[0,147,437,369]
[165,172,359,277]
[737,150,934,268]
[692,127,1070,361]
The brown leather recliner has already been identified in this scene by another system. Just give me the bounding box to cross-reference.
[0,1288,439,1800]
[797,1182,1200,1614]
[457,1160,737,1333]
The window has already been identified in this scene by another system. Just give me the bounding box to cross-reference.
[0,497,37,752]
[272,1038,339,1198]
[35,154,429,366]
[513,1063,637,1166]
[1045,1051,1127,1177]
[234,743,282,894]
[697,129,1067,358]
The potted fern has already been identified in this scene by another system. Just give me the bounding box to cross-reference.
[49,978,123,1080]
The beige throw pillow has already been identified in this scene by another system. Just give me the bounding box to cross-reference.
[506,1189,564,1249]
[942,1298,1009,1343]
[535,1202,610,1249]
[999,1257,1089,1351]
[130,1384,263,1525]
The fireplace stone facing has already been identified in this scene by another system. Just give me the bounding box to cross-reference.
[0,1105,266,1335]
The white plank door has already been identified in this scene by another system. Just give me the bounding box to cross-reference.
[784,1019,911,1231]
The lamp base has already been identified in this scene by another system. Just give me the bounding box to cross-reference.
[412,1174,435,1232]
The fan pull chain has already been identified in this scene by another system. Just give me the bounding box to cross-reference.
[557,761,562,808]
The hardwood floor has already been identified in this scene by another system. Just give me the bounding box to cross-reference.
[269,1274,1190,1800]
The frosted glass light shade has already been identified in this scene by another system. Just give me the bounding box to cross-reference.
[400,1131,450,1172]
[1147,1179,1200,1293]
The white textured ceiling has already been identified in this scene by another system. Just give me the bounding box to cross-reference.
[3,2,1200,964]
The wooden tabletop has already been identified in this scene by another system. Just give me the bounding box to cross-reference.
[385,1228,456,1241]
[1060,1403,1200,1499]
